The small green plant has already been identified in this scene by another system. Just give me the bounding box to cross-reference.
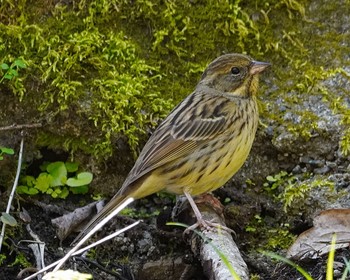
[0,254,6,266]
[0,58,26,84]
[265,225,295,250]
[0,146,14,160]
[0,212,17,227]
[10,251,31,268]
[282,178,334,212]
[263,171,291,194]
[262,234,350,280]
[263,171,335,212]
[245,214,263,233]
[262,250,313,280]
[120,207,160,219]
[17,161,93,198]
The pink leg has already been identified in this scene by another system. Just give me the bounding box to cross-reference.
[183,191,234,234]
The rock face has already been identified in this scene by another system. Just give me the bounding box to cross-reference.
[1,0,350,279]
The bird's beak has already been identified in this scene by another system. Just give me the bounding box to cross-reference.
[250,60,271,75]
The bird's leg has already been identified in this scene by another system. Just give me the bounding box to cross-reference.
[183,191,208,229]
[183,191,234,235]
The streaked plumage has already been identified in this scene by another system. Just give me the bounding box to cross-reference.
[73,53,270,243]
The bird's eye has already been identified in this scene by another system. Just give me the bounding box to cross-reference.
[231,67,240,75]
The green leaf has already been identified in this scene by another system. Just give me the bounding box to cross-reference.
[266,175,277,182]
[26,188,39,195]
[1,213,17,227]
[47,162,67,187]
[66,172,93,187]
[261,251,313,280]
[0,63,9,70]
[23,176,36,187]
[65,162,79,172]
[70,185,89,194]
[14,59,26,68]
[0,147,14,155]
[8,68,18,77]
[39,162,49,171]
[4,73,13,80]
[58,187,70,199]
[35,173,52,192]
[17,185,39,195]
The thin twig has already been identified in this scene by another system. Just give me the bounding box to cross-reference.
[0,123,42,131]
[23,220,140,280]
[0,137,24,253]
[53,198,135,272]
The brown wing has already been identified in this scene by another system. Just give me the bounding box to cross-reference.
[119,90,235,192]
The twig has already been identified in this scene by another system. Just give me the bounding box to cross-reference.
[0,137,24,253]
[0,123,42,131]
[73,256,123,278]
[23,220,140,280]
[26,224,46,279]
[53,197,135,272]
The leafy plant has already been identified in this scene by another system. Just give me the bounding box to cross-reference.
[0,146,14,160]
[0,254,6,266]
[0,58,26,84]
[10,251,31,268]
[17,161,93,198]
[0,213,17,227]
[263,171,291,194]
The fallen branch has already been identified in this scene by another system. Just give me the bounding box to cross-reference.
[179,195,249,280]
[0,123,42,131]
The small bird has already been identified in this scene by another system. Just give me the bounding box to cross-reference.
[73,53,270,243]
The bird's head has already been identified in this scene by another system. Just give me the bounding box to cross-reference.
[199,53,270,97]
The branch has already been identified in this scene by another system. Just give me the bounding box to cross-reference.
[181,195,249,280]
[0,123,42,131]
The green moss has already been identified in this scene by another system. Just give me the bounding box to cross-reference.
[263,170,336,213]
[245,214,295,250]
[281,176,335,212]
[10,251,31,268]
[265,227,295,250]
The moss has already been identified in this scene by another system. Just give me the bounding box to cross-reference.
[1,1,172,158]
[1,0,349,160]
[245,213,296,250]
[263,170,336,213]
[281,177,335,212]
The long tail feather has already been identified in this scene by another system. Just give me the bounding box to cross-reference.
[71,194,128,245]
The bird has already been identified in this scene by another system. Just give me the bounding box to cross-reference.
[73,53,270,244]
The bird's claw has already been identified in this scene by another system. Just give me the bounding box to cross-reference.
[182,218,235,238]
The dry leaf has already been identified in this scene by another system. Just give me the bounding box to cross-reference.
[287,208,350,260]
[51,201,103,242]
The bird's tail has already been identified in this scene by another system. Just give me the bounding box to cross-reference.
[71,193,129,246]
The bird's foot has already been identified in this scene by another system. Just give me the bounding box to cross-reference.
[183,217,235,237]
[181,191,235,237]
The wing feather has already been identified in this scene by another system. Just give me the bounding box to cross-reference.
[120,91,235,191]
